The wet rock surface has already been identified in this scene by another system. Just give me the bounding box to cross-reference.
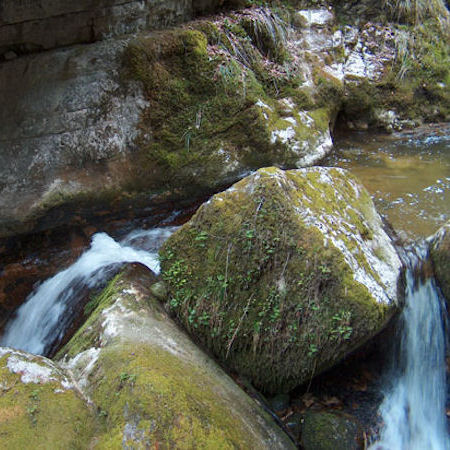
[429,220,450,303]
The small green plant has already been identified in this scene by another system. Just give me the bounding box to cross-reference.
[119,372,137,383]
[307,343,318,357]
[194,230,209,248]
[27,389,41,425]
[331,310,353,340]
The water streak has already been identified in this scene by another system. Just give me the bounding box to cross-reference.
[371,246,449,449]
[0,227,176,356]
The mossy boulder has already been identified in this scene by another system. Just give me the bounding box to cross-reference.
[300,410,363,450]
[124,18,334,196]
[160,166,403,393]
[57,263,295,449]
[0,347,96,449]
[429,220,450,302]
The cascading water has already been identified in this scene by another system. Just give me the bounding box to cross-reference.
[370,245,449,450]
[0,227,176,357]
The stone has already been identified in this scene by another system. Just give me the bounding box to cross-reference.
[269,393,291,413]
[3,51,16,60]
[0,347,95,448]
[160,167,403,393]
[300,410,363,450]
[57,263,295,448]
[429,221,450,302]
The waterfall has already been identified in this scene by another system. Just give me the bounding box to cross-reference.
[370,245,449,449]
[0,227,176,357]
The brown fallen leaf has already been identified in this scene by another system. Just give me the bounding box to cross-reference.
[323,396,342,407]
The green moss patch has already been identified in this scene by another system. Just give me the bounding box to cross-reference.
[0,351,96,449]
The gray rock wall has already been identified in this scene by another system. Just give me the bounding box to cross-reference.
[0,0,221,59]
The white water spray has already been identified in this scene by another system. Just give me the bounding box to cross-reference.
[0,227,176,356]
[371,247,449,450]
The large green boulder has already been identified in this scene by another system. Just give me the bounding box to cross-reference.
[0,348,96,449]
[57,263,294,449]
[160,166,403,393]
[429,220,450,302]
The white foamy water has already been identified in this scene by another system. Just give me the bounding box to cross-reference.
[0,227,176,356]
[371,249,449,450]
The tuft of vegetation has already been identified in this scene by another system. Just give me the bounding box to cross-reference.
[384,0,449,26]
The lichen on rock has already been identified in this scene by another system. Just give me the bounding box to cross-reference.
[0,348,95,449]
[160,166,403,393]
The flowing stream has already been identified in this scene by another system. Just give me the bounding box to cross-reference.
[0,227,176,356]
[370,245,449,449]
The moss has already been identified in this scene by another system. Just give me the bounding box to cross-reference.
[300,411,363,450]
[342,20,449,126]
[90,344,254,449]
[160,167,393,394]
[0,353,96,449]
[58,265,295,449]
[123,11,335,195]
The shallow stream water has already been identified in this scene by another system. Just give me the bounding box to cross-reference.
[324,124,450,240]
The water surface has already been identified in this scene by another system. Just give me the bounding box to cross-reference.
[324,124,450,240]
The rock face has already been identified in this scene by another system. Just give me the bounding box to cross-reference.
[429,220,450,302]
[0,347,95,449]
[0,0,224,59]
[57,263,295,448]
[0,37,148,237]
[160,167,403,393]
[0,3,447,238]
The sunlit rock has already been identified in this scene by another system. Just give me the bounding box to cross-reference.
[160,167,403,393]
[58,263,294,448]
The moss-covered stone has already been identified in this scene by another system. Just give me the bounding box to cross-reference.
[300,410,363,450]
[123,11,335,196]
[160,167,403,393]
[0,348,96,449]
[58,263,295,449]
[429,221,450,303]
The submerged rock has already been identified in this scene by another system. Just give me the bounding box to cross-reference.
[0,347,95,449]
[57,263,294,448]
[160,167,403,393]
[429,220,450,302]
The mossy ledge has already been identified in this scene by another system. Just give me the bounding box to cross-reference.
[160,167,403,394]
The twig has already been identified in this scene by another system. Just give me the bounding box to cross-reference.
[226,295,253,358]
